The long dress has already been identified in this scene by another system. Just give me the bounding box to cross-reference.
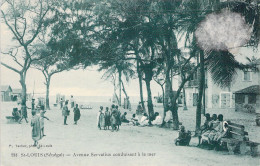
[110,109,117,129]
[74,107,81,122]
[31,115,41,141]
[97,111,105,129]
[104,111,111,127]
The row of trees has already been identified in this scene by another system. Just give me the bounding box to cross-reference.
[1,0,259,131]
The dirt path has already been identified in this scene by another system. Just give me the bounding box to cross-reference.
[1,102,259,166]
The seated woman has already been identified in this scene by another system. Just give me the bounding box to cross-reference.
[201,114,220,143]
[200,113,211,132]
[212,114,228,143]
[140,113,149,126]
[165,110,173,123]
[175,126,191,146]
[130,114,140,126]
[121,112,130,123]
[151,112,162,125]
[207,114,224,143]
[12,108,21,121]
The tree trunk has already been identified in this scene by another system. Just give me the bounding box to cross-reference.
[183,87,188,110]
[45,76,51,110]
[145,79,154,119]
[19,73,27,107]
[196,50,205,132]
[137,60,145,111]
[118,70,122,106]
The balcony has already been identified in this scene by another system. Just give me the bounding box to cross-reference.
[185,79,208,88]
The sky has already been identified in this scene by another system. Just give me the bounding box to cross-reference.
[1,4,259,99]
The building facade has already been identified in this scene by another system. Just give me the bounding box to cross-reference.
[183,60,260,112]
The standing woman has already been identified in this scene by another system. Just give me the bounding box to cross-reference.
[73,104,81,125]
[31,110,41,147]
[104,107,111,130]
[62,100,70,125]
[39,105,49,137]
[110,105,117,132]
[97,106,105,130]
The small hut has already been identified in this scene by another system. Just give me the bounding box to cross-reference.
[234,85,260,113]
[1,85,12,102]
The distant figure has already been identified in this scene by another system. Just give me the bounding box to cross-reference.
[152,112,162,125]
[40,106,49,137]
[12,108,21,121]
[130,114,140,126]
[104,107,111,130]
[73,104,81,125]
[70,95,75,108]
[110,105,117,132]
[140,113,149,126]
[62,101,70,125]
[31,110,42,147]
[97,106,105,130]
[31,99,35,111]
[121,112,130,123]
[136,102,143,115]
[175,125,191,146]
[115,105,121,131]
[60,98,64,109]
[18,104,28,124]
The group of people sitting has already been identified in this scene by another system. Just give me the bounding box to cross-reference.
[199,113,228,147]
[97,104,166,131]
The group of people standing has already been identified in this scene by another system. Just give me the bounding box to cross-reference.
[61,95,81,125]
[97,104,122,132]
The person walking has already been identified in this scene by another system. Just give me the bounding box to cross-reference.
[73,104,81,125]
[62,100,70,125]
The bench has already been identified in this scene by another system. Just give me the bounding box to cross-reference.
[220,121,259,156]
[256,113,260,126]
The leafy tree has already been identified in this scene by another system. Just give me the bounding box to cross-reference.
[1,0,52,107]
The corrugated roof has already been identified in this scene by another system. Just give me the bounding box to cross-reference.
[1,85,12,92]
[234,85,260,94]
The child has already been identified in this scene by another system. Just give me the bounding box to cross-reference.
[31,110,41,146]
[73,104,81,125]
[40,106,49,137]
[175,126,191,146]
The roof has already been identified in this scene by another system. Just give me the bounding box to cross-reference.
[234,85,260,95]
[1,85,12,92]
[12,89,22,94]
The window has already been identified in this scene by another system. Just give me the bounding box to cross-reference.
[243,71,251,81]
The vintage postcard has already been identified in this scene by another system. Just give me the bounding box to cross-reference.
[1,0,259,166]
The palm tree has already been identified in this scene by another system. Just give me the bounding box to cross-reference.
[178,0,260,132]
[98,59,135,106]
